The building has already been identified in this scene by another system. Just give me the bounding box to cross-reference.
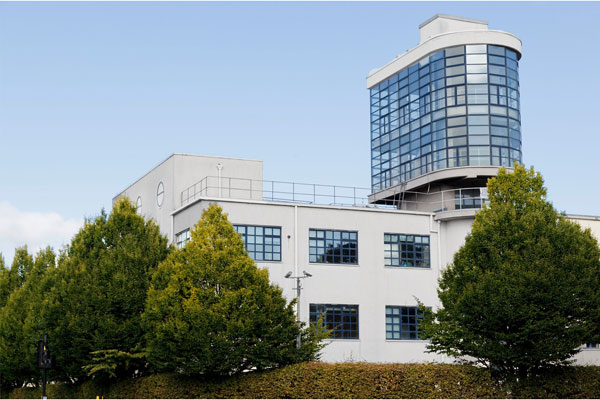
[114,15,600,365]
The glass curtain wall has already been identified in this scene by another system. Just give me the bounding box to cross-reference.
[370,45,521,192]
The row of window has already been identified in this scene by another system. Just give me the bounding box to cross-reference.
[175,226,432,268]
[310,305,600,346]
[309,304,424,340]
[369,44,521,191]
[134,181,165,216]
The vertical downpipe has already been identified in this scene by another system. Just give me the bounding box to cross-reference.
[171,214,174,245]
[294,205,300,342]
[437,219,442,278]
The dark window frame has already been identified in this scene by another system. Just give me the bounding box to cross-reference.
[309,229,358,264]
[310,303,359,339]
[175,228,190,249]
[384,234,430,268]
[385,305,424,340]
[234,224,282,262]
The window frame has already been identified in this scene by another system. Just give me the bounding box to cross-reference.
[384,233,431,268]
[175,228,190,249]
[156,181,164,207]
[233,224,282,262]
[310,303,359,340]
[309,229,359,265]
[385,305,425,341]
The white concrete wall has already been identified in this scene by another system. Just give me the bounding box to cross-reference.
[173,154,263,207]
[114,156,176,241]
[171,200,600,365]
[113,154,263,242]
[419,15,488,44]
[174,198,453,363]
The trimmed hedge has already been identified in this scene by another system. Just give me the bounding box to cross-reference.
[9,362,600,399]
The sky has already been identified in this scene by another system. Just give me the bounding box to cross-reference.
[1,1,599,264]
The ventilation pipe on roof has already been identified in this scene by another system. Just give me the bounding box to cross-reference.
[217,163,223,198]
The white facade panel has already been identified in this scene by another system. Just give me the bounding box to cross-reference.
[171,198,600,365]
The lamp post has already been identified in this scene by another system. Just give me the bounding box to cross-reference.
[285,270,312,349]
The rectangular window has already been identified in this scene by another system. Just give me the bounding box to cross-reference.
[309,229,358,264]
[310,304,359,339]
[384,234,430,267]
[385,306,424,340]
[175,229,190,249]
[586,343,599,349]
[234,225,281,262]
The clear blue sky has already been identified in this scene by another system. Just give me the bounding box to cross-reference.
[1,2,599,262]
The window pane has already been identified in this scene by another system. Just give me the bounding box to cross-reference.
[234,224,282,262]
[385,306,424,340]
[310,303,359,339]
[309,229,358,264]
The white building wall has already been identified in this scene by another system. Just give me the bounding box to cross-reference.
[172,199,600,365]
[113,154,263,242]
[174,198,455,363]
[114,156,176,241]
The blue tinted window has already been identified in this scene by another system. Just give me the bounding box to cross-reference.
[309,229,358,264]
[176,229,190,249]
[310,304,359,339]
[234,225,281,262]
[384,234,430,267]
[370,45,521,191]
[386,306,424,340]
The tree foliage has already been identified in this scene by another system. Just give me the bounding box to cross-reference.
[83,349,146,381]
[0,247,32,309]
[0,247,57,388]
[40,198,170,382]
[420,164,600,376]
[143,204,325,376]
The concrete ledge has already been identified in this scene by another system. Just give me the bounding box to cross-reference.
[368,166,507,203]
[434,208,479,221]
[367,30,522,88]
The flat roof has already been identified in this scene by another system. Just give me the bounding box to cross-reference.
[419,14,488,29]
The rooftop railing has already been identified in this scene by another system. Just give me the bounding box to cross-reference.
[180,176,489,213]
[181,176,374,207]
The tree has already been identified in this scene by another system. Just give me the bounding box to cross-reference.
[0,247,56,388]
[0,247,32,309]
[420,165,600,377]
[143,204,325,376]
[41,198,170,382]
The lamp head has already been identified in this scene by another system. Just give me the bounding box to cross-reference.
[303,270,312,277]
[284,271,292,278]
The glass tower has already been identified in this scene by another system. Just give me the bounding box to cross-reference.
[368,15,522,196]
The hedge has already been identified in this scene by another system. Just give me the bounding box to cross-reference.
[9,362,600,399]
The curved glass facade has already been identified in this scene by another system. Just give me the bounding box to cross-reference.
[370,44,521,192]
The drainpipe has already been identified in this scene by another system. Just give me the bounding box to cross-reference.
[437,219,442,278]
[294,205,299,276]
[171,214,174,245]
[217,163,223,197]
[294,205,300,342]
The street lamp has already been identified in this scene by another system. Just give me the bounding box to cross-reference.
[285,270,312,349]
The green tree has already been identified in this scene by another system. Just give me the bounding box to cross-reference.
[42,198,170,383]
[143,204,325,376]
[0,254,11,309]
[420,165,600,377]
[0,247,56,388]
[0,247,32,308]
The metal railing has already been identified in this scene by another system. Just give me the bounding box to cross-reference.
[180,176,489,213]
[181,176,373,207]
[388,187,490,213]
